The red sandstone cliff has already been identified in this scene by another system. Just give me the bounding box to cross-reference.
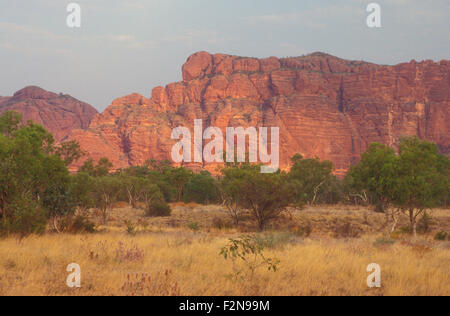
[0,86,98,141]
[68,52,450,174]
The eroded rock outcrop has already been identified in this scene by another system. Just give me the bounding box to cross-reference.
[0,86,98,141]
[69,52,450,174]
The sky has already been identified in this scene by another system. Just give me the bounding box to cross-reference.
[0,0,449,111]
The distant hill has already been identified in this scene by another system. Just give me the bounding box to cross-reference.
[0,86,98,141]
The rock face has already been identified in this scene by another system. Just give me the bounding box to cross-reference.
[0,86,98,141]
[69,52,450,174]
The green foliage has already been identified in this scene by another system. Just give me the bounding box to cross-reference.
[167,167,193,202]
[95,158,114,177]
[417,211,434,234]
[0,111,21,136]
[220,235,280,280]
[253,232,295,249]
[288,154,335,206]
[183,171,219,204]
[54,140,84,166]
[124,220,138,236]
[78,157,113,177]
[78,159,95,176]
[346,143,397,210]
[434,231,449,241]
[92,176,122,224]
[220,164,293,230]
[61,214,96,234]
[187,221,201,232]
[219,164,247,225]
[40,155,75,219]
[70,172,95,212]
[346,137,449,236]
[394,137,448,210]
[0,111,73,235]
[394,137,449,236]
[145,200,171,217]
[373,237,396,247]
[0,195,47,236]
[291,223,312,238]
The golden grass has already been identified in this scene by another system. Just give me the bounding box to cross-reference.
[0,205,449,296]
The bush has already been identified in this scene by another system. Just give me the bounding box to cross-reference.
[212,217,227,230]
[253,232,295,249]
[220,235,280,280]
[333,222,361,238]
[145,200,171,217]
[124,220,137,236]
[0,196,47,236]
[417,211,434,234]
[373,237,396,247]
[187,221,201,232]
[62,214,96,234]
[291,223,312,238]
[434,231,449,241]
[183,171,219,205]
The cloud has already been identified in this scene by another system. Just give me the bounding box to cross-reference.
[242,5,361,30]
[0,21,154,53]
[162,29,234,46]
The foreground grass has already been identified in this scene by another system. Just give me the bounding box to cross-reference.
[0,230,449,296]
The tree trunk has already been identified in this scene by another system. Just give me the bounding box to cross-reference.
[258,220,265,231]
[390,212,399,234]
[178,186,183,202]
[53,216,61,233]
[409,209,417,237]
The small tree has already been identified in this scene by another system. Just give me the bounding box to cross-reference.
[54,140,84,166]
[219,166,246,226]
[167,167,193,202]
[346,143,399,234]
[220,235,280,280]
[0,111,75,235]
[288,154,334,206]
[70,172,95,213]
[393,137,449,237]
[95,158,113,176]
[79,157,113,177]
[183,171,219,205]
[140,180,164,210]
[118,175,142,209]
[227,164,293,231]
[92,176,121,224]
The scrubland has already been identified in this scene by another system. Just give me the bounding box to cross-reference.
[0,204,449,296]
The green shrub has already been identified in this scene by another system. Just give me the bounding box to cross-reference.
[212,217,226,230]
[434,231,449,241]
[397,226,412,234]
[373,237,396,247]
[291,223,312,238]
[183,171,219,205]
[124,220,137,236]
[0,196,47,236]
[220,235,280,280]
[253,232,295,249]
[417,211,434,234]
[187,221,201,232]
[62,214,96,234]
[145,200,171,217]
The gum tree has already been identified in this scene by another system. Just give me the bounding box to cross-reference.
[346,143,399,234]
[393,137,449,237]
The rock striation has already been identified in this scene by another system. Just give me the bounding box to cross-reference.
[68,52,450,174]
[0,86,98,141]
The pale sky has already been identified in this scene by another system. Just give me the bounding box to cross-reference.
[0,0,449,111]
